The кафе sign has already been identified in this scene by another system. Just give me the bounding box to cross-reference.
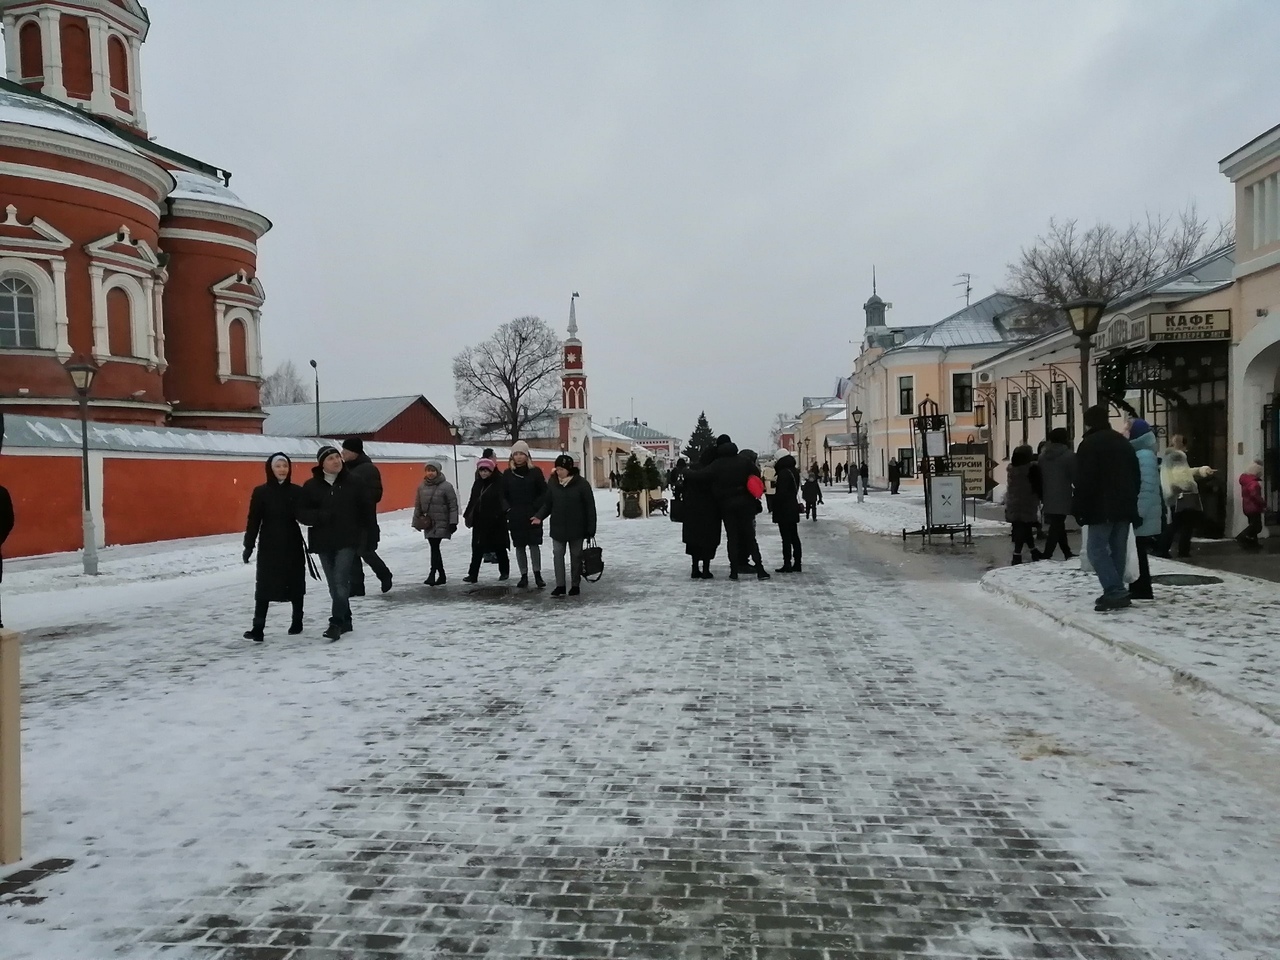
[1095,310,1231,350]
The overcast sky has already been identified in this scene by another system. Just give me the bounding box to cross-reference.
[141,0,1278,450]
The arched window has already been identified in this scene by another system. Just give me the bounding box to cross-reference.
[0,277,39,348]
[19,21,43,81]
[60,18,93,99]
[228,318,248,376]
[107,35,130,109]
[107,286,133,356]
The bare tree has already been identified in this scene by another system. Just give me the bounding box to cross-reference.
[1005,202,1234,307]
[768,412,795,450]
[259,360,312,405]
[452,316,562,442]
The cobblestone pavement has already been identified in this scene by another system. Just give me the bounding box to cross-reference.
[4,508,1279,959]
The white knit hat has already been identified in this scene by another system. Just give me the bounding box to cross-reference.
[510,440,531,457]
[775,448,790,460]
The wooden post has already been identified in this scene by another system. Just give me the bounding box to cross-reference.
[0,628,19,864]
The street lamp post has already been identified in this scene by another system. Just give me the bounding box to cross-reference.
[309,359,320,436]
[449,422,461,489]
[63,357,100,576]
[852,408,864,503]
[1064,299,1107,413]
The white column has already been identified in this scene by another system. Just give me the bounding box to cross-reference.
[87,16,112,114]
[128,36,145,129]
[39,8,65,99]
[50,258,71,357]
[3,16,20,82]
[152,278,166,370]
[251,309,263,377]
[214,302,229,381]
[89,264,108,359]
[140,275,156,363]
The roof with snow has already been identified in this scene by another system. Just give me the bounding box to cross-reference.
[606,420,679,442]
[262,396,432,438]
[591,422,637,443]
[169,170,250,210]
[892,293,1043,350]
[1108,244,1235,312]
[0,85,137,152]
[802,397,844,410]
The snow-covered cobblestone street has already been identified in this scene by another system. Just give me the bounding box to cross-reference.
[3,494,1279,959]
[824,490,1006,538]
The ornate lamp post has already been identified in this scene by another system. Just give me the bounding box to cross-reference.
[63,356,100,576]
[449,422,461,488]
[308,359,320,436]
[1064,299,1107,412]
[851,407,864,502]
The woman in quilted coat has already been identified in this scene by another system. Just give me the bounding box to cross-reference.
[412,459,459,585]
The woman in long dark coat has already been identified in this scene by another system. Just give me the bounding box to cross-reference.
[681,446,722,579]
[242,452,307,641]
[462,458,510,582]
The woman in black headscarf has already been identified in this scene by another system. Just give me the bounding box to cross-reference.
[681,445,723,579]
[243,452,308,641]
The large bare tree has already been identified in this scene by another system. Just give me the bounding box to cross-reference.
[452,316,562,441]
[1005,203,1233,306]
[768,412,795,451]
[259,360,312,405]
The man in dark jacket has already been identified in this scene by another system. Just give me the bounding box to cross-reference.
[1072,405,1141,611]
[690,435,765,579]
[1038,427,1076,560]
[770,449,803,573]
[533,453,597,597]
[342,438,392,595]
[298,445,376,640]
[503,440,547,589]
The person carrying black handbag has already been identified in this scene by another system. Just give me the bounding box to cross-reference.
[532,454,597,597]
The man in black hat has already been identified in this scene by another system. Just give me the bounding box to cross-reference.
[298,445,375,640]
[341,437,393,595]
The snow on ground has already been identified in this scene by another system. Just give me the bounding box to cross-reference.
[2,490,1279,959]
[983,556,1280,730]
[824,487,1006,537]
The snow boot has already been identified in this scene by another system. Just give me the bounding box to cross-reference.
[379,573,393,593]
[534,572,545,589]
[756,569,772,580]
[462,574,478,584]
[1031,550,1046,562]
[243,629,264,642]
[792,562,802,573]
[775,565,793,574]
[517,575,529,589]
[728,569,740,581]
[1011,553,1024,565]
[288,621,303,636]
[322,622,342,641]
[425,571,437,586]
[568,585,581,596]
[551,585,567,598]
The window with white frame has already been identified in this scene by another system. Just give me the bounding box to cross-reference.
[0,276,38,348]
[898,375,914,416]
[951,372,974,413]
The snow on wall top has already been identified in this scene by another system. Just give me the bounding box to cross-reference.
[0,87,138,152]
[0,414,560,462]
[168,170,250,210]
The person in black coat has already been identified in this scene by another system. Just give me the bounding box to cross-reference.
[858,460,869,494]
[297,445,376,640]
[242,453,308,641]
[801,475,823,520]
[1072,405,1141,611]
[0,479,12,630]
[681,446,722,579]
[462,457,510,582]
[690,436,769,580]
[533,454,597,597]
[502,440,547,589]
[342,438,392,596]
[770,449,803,573]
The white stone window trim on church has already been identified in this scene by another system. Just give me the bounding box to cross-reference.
[0,256,69,355]
[96,271,152,362]
[85,227,165,368]
[211,270,266,383]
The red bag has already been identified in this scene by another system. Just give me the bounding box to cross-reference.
[747,475,765,499]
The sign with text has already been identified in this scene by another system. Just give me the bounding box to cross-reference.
[929,474,965,526]
[1149,310,1231,342]
[949,454,987,496]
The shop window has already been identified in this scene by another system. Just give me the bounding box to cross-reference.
[60,18,93,99]
[228,318,249,376]
[107,287,133,356]
[898,376,914,416]
[0,277,38,348]
[897,447,915,478]
[19,21,43,80]
[952,372,973,413]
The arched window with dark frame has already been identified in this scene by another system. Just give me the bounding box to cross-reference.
[228,318,249,376]
[107,286,134,356]
[19,20,43,81]
[107,34,130,109]
[0,277,39,348]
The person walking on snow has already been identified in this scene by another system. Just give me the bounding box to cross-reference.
[834,462,844,486]
[1072,405,1141,612]
[502,440,547,589]
[1004,445,1043,564]
[801,474,823,521]
[297,445,376,640]
[1160,448,1210,559]
[242,453,308,641]
[1127,419,1162,599]
[342,438,392,595]
[888,459,901,495]
[771,448,803,573]
[681,445,722,579]
[1037,428,1076,560]
[858,461,869,495]
[532,454,597,597]
[821,462,831,486]
[412,459,459,585]
[462,458,510,583]
[1237,459,1266,549]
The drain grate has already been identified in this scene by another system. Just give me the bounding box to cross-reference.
[1150,573,1223,586]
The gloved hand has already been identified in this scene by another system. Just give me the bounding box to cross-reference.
[448,523,458,535]
[242,547,252,564]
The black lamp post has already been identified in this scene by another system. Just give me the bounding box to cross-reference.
[1064,299,1107,412]
[851,407,863,501]
[63,356,100,576]
[308,359,320,436]
[449,422,461,488]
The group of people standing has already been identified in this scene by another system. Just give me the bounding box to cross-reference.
[241,439,598,643]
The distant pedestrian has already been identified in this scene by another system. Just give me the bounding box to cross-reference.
[298,445,376,640]
[1072,406,1141,612]
[858,461,869,495]
[888,459,901,495]
[1004,445,1043,564]
[1127,419,1162,600]
[834,462,844,485]
[412,459,459,585]
[801,474,823,520]
[771,448,803,573]
[1160,449,1209,559]
[503,440,547,589]
[342,438,392,595]
[821,462,831,486]
[1238,459,1266,548]
[462,458,510,583]
[738,449,770,579]
[242,453,308,641]
[533,454,597,597]
[1038,428,1076,560]
[0,477,12,630]
[682,446,722,579]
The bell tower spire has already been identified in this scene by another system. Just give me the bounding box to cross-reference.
[559,291,593,479]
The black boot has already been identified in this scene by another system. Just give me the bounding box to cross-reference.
[288,600,304,635]
[244,599,268,641]
[1012,553,1024,565]
[699,561,713,580]
[534,571,545,589]
[692,561,702,580]
[518,574,529,588]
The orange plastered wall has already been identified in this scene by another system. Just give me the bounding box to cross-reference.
[0,454,83,557]
[103,457,270,546]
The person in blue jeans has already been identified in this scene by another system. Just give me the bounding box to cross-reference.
[297,445,376,641]
[1072,405,1142,612]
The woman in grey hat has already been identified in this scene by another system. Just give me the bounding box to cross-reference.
[412,459,459,585]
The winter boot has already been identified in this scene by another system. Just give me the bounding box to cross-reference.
[425,571,437,586]
[792,561,802,573]
[517,575,529,588]
[551,585,567,598]
[379,573,393,593]
[435,571,447,585]
[534,571,545,589]
[1012,553,1024,565]
[728,569,740,581]
[775,564,793,573]
[462,574,479,584]
[568,585,581,596]
[691,561,702,580]
[243,628,264,642]
[756,569,772,580]
[1031,550,1046,562]
[322,622,342,641]
[288,603,304,635]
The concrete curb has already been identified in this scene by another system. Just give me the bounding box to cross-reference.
[981,576,1280,734]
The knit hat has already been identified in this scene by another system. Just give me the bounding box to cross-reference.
[482,448,495,459]
[317,445,340,465]
[342,437,364,454]
[1128,418,1152,440]
[424,458,444,472]
[554,454,575,470]
[1083,404,1111,431]
[510,440,531,457]
[477,457,497,471]
[716,434,732,446]
[775,448,789,461]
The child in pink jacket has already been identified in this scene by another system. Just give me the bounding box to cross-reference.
[1237,460,1266,547]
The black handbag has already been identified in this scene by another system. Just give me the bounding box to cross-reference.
[581,539,604,582]
[1175,490,1202,514]
[669,499,685,523]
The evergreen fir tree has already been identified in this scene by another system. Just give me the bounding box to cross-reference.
[642,457,663,491]
[619,453,645,492]
[683,411,717,463]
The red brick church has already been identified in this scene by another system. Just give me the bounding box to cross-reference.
[0,0,271,432]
